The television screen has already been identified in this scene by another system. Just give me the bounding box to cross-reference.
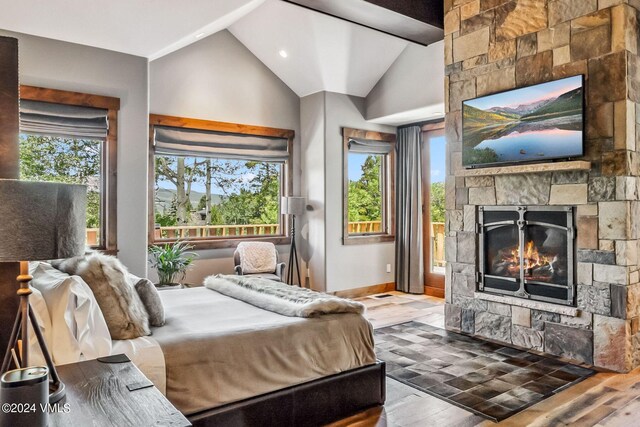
[462,75,584,168]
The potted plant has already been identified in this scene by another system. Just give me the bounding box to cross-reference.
[148,240,197,288]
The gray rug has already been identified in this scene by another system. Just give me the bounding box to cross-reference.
[375,321,596,421]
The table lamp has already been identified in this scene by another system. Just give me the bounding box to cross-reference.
[281,196,305,286]
[0,179,86,403]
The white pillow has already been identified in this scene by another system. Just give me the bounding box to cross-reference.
[27,286,52,368]
[29,262,112,365]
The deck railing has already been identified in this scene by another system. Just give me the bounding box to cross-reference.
[93,220,445,268]
[154,224,281,239]
[431,222,446,268]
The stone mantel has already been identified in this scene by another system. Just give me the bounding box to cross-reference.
[474,292,579,316]
[459,161,591,177]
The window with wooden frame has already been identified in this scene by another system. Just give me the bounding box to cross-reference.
[343,127,396,245]
[148,114,294,250]
[19,86,119,254]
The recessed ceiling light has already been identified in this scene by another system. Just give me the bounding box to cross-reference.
[432,112,444,116]
[195,33,205,39]
[279,50,288,58]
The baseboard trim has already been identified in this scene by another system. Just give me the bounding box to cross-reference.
[333,282,396,299]
[424,285,444,298]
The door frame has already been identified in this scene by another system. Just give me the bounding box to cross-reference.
[421,121,445,298]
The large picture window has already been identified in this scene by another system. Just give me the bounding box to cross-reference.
[18,86,119,253]
[149,115,293,249]
[343,127,396,245]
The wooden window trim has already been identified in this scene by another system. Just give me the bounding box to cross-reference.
[148,114,294,250]
[20,85,120,255]
[342,127,396,245]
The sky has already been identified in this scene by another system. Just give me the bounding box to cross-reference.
[465,75,582,111]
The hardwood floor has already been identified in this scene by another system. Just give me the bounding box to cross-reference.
[329,291,640,427]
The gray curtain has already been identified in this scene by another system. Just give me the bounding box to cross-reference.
[154,126,289,162]
[348,137,394,155]
[20,100,108,140]
[395,126,424,293]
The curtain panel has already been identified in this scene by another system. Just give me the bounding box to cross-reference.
[395,126,424,293]
[154,126,289,163]
[20,100,108,140]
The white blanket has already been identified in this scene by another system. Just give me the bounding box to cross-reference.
[204,275,365,317]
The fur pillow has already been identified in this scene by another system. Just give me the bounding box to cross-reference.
[55,253,150,340]
[134,278,165,327]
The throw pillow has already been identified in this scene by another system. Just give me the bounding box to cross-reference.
[134,278,165,327]
[55,253,151,340]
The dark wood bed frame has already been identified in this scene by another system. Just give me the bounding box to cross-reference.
[189,361,386,427]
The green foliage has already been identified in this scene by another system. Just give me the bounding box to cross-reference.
[19,134,102,232]
[348,155,382,222]
[155,212,177,227]
[430,182,445,223]
[148,240,197,286]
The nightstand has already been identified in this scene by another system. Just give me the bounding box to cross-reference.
[49,355,190,427]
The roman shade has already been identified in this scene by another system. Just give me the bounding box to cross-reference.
[348,137,393,155]
[20,100,108,140]
[154,126,290,163]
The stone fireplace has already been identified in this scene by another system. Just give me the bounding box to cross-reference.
[479,205,575,306]
[444,1,640,372]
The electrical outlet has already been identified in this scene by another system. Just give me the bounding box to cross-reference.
[386,264,391,273]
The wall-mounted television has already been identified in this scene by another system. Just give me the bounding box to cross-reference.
[462,75,584,168]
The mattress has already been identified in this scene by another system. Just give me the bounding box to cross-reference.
[151,286,376,415]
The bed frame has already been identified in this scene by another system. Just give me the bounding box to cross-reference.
[188,361,386,427]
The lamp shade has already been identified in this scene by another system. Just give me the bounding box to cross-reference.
[0,179,87,262]
[281,196,306,216]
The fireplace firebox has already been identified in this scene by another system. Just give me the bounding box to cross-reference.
[478,206,575,306]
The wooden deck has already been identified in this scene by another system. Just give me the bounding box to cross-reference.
[330,291,640,427]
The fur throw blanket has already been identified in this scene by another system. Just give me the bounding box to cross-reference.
[54,252,151,339]
[204,275,365,317]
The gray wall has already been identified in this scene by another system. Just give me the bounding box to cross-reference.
[149,30,301,285]
[300,92,326,290]
[365,41,444,121]
[300,91,396,293]
[1,30,150,275]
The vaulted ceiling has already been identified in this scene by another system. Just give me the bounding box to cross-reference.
[0,0,443,98]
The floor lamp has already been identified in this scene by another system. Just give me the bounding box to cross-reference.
[0,179,87,403]
[281,196,305,286]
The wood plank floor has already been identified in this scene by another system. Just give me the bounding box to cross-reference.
[328,291,640,427]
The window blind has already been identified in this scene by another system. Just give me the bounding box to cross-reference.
[348,137,393,155]
[153,126,289,163]
[20,100,108,140]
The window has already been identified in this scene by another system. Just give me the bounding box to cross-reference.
[149,115,294,249]
[18,86,119,253]
[342,127,396,245]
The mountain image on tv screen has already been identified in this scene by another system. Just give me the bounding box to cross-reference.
[462,75,584,167]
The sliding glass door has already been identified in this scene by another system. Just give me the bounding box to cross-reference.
[422,123,446,297]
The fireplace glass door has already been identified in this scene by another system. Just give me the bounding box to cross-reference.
[479,206,575,306]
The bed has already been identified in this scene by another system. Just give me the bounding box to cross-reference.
[30,262,385,426]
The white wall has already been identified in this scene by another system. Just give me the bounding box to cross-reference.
[0,30,150,276]
[149,30,301,285]
[300,91,396,293]
[365,41,444,123]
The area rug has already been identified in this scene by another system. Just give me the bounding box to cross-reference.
[375,321,596,421]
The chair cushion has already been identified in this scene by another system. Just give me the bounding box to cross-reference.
[235,242,277,274]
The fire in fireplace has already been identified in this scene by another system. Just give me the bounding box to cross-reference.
[478,206,575,306]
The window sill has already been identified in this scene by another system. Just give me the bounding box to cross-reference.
[343,235,395,245]
[150,235,291,250]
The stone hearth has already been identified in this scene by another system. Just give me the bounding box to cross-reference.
[444,0,640,372]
